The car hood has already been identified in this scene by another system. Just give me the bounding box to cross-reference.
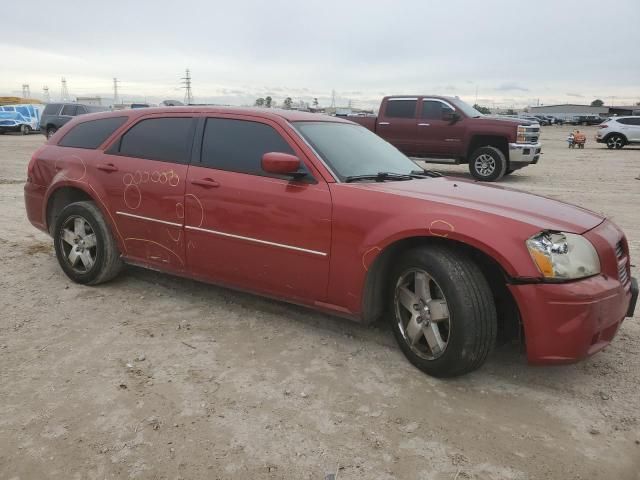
[474,115,536,126]
[364,177,604,234]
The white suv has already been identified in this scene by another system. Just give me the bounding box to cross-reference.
[596,116,640,149]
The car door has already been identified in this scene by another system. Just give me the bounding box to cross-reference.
[184,114,332,302]
[416,98,465,156]
[58,104,78,128]
[620,117,640,141]
[377,98,419,154]
[100,115,196,271]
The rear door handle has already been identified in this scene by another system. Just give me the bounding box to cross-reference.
[96,163,118,172]
[418,123,430,127]
[191,178,220,188]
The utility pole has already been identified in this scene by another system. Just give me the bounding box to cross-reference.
[113,77,120,105]
[22,84,31,99]
[181,69,193,105]
[43,86,50,103]
[60,77,70,102]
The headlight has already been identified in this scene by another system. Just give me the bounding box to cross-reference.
[526,231,600,280]
[517,125,527,143]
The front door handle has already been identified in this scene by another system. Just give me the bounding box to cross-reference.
[96,163,118,172]
[379,122,390,126]
[418,123,431,127]
[191,178,220,188]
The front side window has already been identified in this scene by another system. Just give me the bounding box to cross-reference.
[385,99,417,118]
[115,117,194,163]
[421,100,454,120]
[201,118,298,178]
[61,105,78,116]
[59,117,127,149]
[76,106,87,115]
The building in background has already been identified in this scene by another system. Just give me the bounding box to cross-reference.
[76,96,102,106]
[529,104,609,120]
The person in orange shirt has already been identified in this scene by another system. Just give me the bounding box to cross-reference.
[573,130,586,148]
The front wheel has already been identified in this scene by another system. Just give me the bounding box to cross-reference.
[46,127,57,139]
[606,134,625,150]
[389,246,497,378]
[53,201,123,285]
[468,146,507,182]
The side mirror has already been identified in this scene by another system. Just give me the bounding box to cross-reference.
[261,152,305,178]
[443,111,460,123]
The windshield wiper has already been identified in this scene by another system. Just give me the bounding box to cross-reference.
[344,172,413,183]
[410,169,443,178]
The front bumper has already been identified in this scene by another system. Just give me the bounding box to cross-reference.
[509,274,637,364]
[509,142,541,170]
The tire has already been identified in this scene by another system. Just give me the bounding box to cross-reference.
[606,134,625,150]
[468,146,507,182]
[21,125,32,135]
[52,201,123,285]
[504,169,515,175]
[46,127,57,139]
[389,245,497,378]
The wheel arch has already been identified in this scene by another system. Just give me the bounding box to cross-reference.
[467,134,509,162]
[361,235,523,345]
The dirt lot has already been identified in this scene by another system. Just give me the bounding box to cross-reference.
[1,126,639,480]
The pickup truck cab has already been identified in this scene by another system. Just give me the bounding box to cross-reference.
[350,96,542,181]
[24,107,636,377]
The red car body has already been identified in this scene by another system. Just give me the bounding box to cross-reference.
[24,107,636,365]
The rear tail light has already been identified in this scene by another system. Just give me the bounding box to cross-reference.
[598,124,608,128]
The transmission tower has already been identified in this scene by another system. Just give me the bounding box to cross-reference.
[22,84,31,99]
[330,89,336,108]
[181,69,193,105]
[113,77,120,105]
[43,86,50,103]
[60,77,70,102]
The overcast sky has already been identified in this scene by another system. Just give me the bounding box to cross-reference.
[2,0,639,109]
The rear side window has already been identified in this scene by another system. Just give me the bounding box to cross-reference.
[114,117,195,164]
[61,105,78,116]
[76,106,87,115]
[618,117,640,125]
[201,118,296,177]
[43,104,61,115]
[59,117,127,149]
[385,99,417,118]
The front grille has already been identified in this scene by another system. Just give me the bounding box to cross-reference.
[616,240,629,285]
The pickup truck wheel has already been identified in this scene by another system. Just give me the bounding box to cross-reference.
[606,134,625,150]
[504,169,515,175]
[53,201,123,285]
[469,146,507,182]
[389,246,497,378]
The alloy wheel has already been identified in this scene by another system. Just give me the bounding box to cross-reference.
[474,154,496,177]
[394,269,451,360]
[607,136,623,149]
[59,215,98,273]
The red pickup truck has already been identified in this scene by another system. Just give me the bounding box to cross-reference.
[350,96,542,181]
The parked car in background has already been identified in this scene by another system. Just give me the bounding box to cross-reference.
[24,107,637,377]
[596,116,640,149]
[532,115,551,126]
[570,115,603,126]
[40,103,108,139]
[349,96,542,182]
[0,103,44,134]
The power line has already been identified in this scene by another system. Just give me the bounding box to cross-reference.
[181,69,193,105]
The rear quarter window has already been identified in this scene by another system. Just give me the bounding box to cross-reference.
[43,104,61,115]
[58,117,128,149]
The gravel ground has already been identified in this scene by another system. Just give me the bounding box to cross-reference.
[0,126,639,480]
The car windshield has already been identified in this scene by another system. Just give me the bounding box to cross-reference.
[294,121,420,181]
[449,98,483,118]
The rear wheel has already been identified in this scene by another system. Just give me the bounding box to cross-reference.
[46,127,57,139]
[389,246,497,378]
[468,146,507,182]
[606,134,625,150]
[53,201,123,285]
[21,125,32,135]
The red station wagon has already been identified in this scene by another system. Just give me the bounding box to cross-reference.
[24,107,637,377]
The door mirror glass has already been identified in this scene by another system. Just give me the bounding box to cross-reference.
[261,152,304,177]
[443,110,460,122]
